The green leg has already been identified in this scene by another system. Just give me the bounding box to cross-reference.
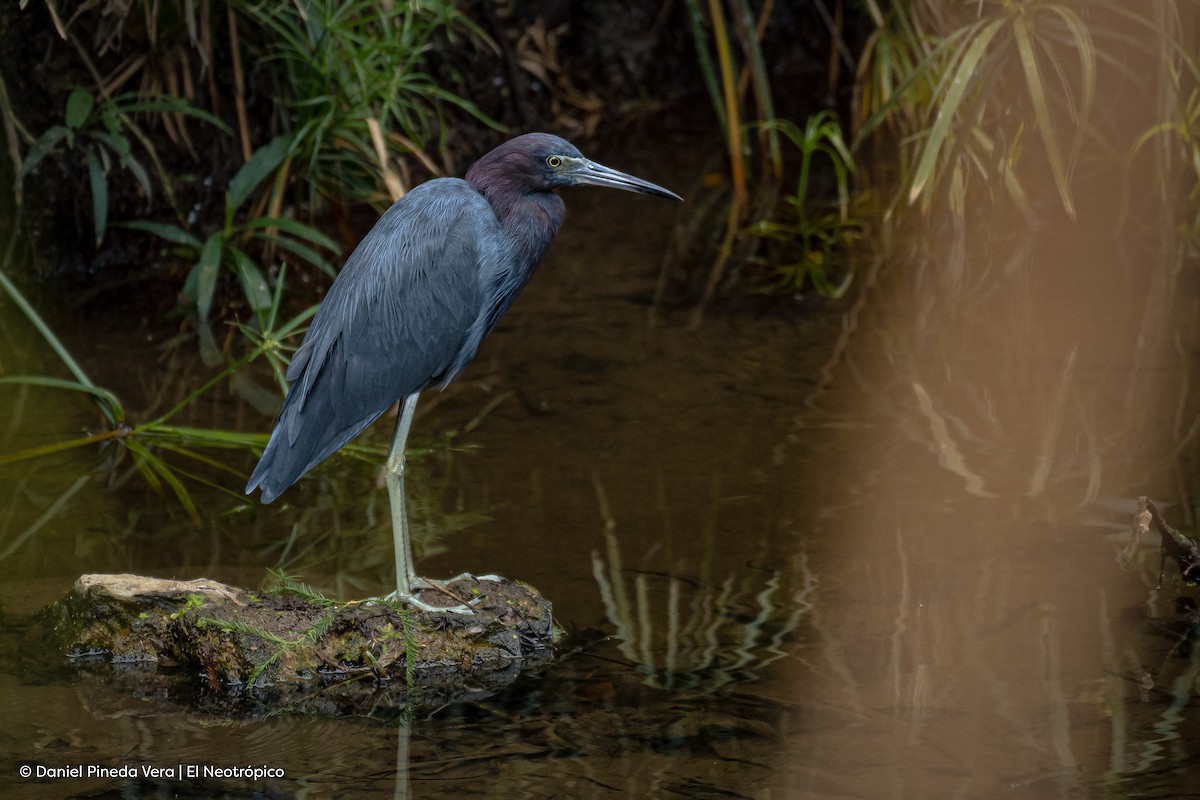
[384,393,476,614]
[386,393,420,597]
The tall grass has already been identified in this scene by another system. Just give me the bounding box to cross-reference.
[855,0,1097,220]
[233,0,501,208]
[671,0,861,319]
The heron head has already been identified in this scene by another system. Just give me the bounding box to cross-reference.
[468,133,682,202]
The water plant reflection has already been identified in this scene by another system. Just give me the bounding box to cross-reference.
[589,472,813,691]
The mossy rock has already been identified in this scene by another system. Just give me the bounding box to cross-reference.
[35,573,555,711]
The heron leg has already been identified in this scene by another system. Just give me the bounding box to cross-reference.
[384,392,475,615]
[386,392,420,597]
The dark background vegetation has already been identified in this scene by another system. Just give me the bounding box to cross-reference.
[0,0,864,323]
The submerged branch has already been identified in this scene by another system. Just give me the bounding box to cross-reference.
[1121,496,1200,588]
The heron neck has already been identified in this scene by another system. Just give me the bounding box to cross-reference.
[475,184,565,271]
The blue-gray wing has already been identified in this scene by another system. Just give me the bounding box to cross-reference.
[246,179,502,502]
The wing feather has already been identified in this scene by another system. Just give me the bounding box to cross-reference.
[247,179,502,502]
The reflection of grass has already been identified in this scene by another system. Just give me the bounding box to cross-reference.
[0,474,89,563]
[590,472,814,691]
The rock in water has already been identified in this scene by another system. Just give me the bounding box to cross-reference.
[36,573,555,712]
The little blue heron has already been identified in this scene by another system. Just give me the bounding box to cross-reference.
[246,133,681,612]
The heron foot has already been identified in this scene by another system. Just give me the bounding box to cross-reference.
[382,573,506,615]
[429,572,505,585]
[378,589,475,615]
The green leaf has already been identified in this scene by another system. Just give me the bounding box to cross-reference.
[124,153,153,201]
[226,135,291,224]
[122,220,201,248]
[86,152,108,245]
[1043,5,1095,126]
[0,376,124,424]
[117,97,232,134]
[196,319,221,368]
[92,129,132,166]
[909,19,1005,206]
[190,233,224,321]
[1013,16,1073,218]
[273,302,319,340]
[65,87,94,130]
[255,233,336,278]
[230,248,273,311]
[125,438,199,523]
[244,216,340,253]
[18,126,69,180]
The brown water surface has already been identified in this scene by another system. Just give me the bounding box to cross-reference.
[1,161,1197,799]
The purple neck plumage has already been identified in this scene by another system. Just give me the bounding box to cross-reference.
[466,152,566,272]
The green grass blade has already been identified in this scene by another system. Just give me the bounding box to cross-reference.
[146,425,270,451]
[909,19,1005,206]
[125,438,200,523]
[230,248,272,311]
[244,216,340,252]
[116,96,232,134]
[18,126,69,181]
[0,266,107,413]
[273,303,319,339]
[1013,15,1073,217]
[227,135,291,223]
[124,153,153,202]
[733,0,781,176]
[854,29,963,148]
[122,219,201,248]
[146,439,249,478]
[86,151,108,245]
[255,233,336,278]
[1044,6,1095,124]
[0,430,119,468]
[0,376,123,422]
[192,233,224,322]
[683,0,726,136]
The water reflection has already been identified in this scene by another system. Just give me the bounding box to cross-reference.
[592,470,813,692]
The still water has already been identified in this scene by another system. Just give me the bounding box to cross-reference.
[1,170,1198,798]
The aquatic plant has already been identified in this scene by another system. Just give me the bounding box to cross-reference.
[668,0,865,313]
[749,112,860,298]
[676,0,783,320]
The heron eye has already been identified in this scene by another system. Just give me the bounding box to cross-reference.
[547,155,563,168]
